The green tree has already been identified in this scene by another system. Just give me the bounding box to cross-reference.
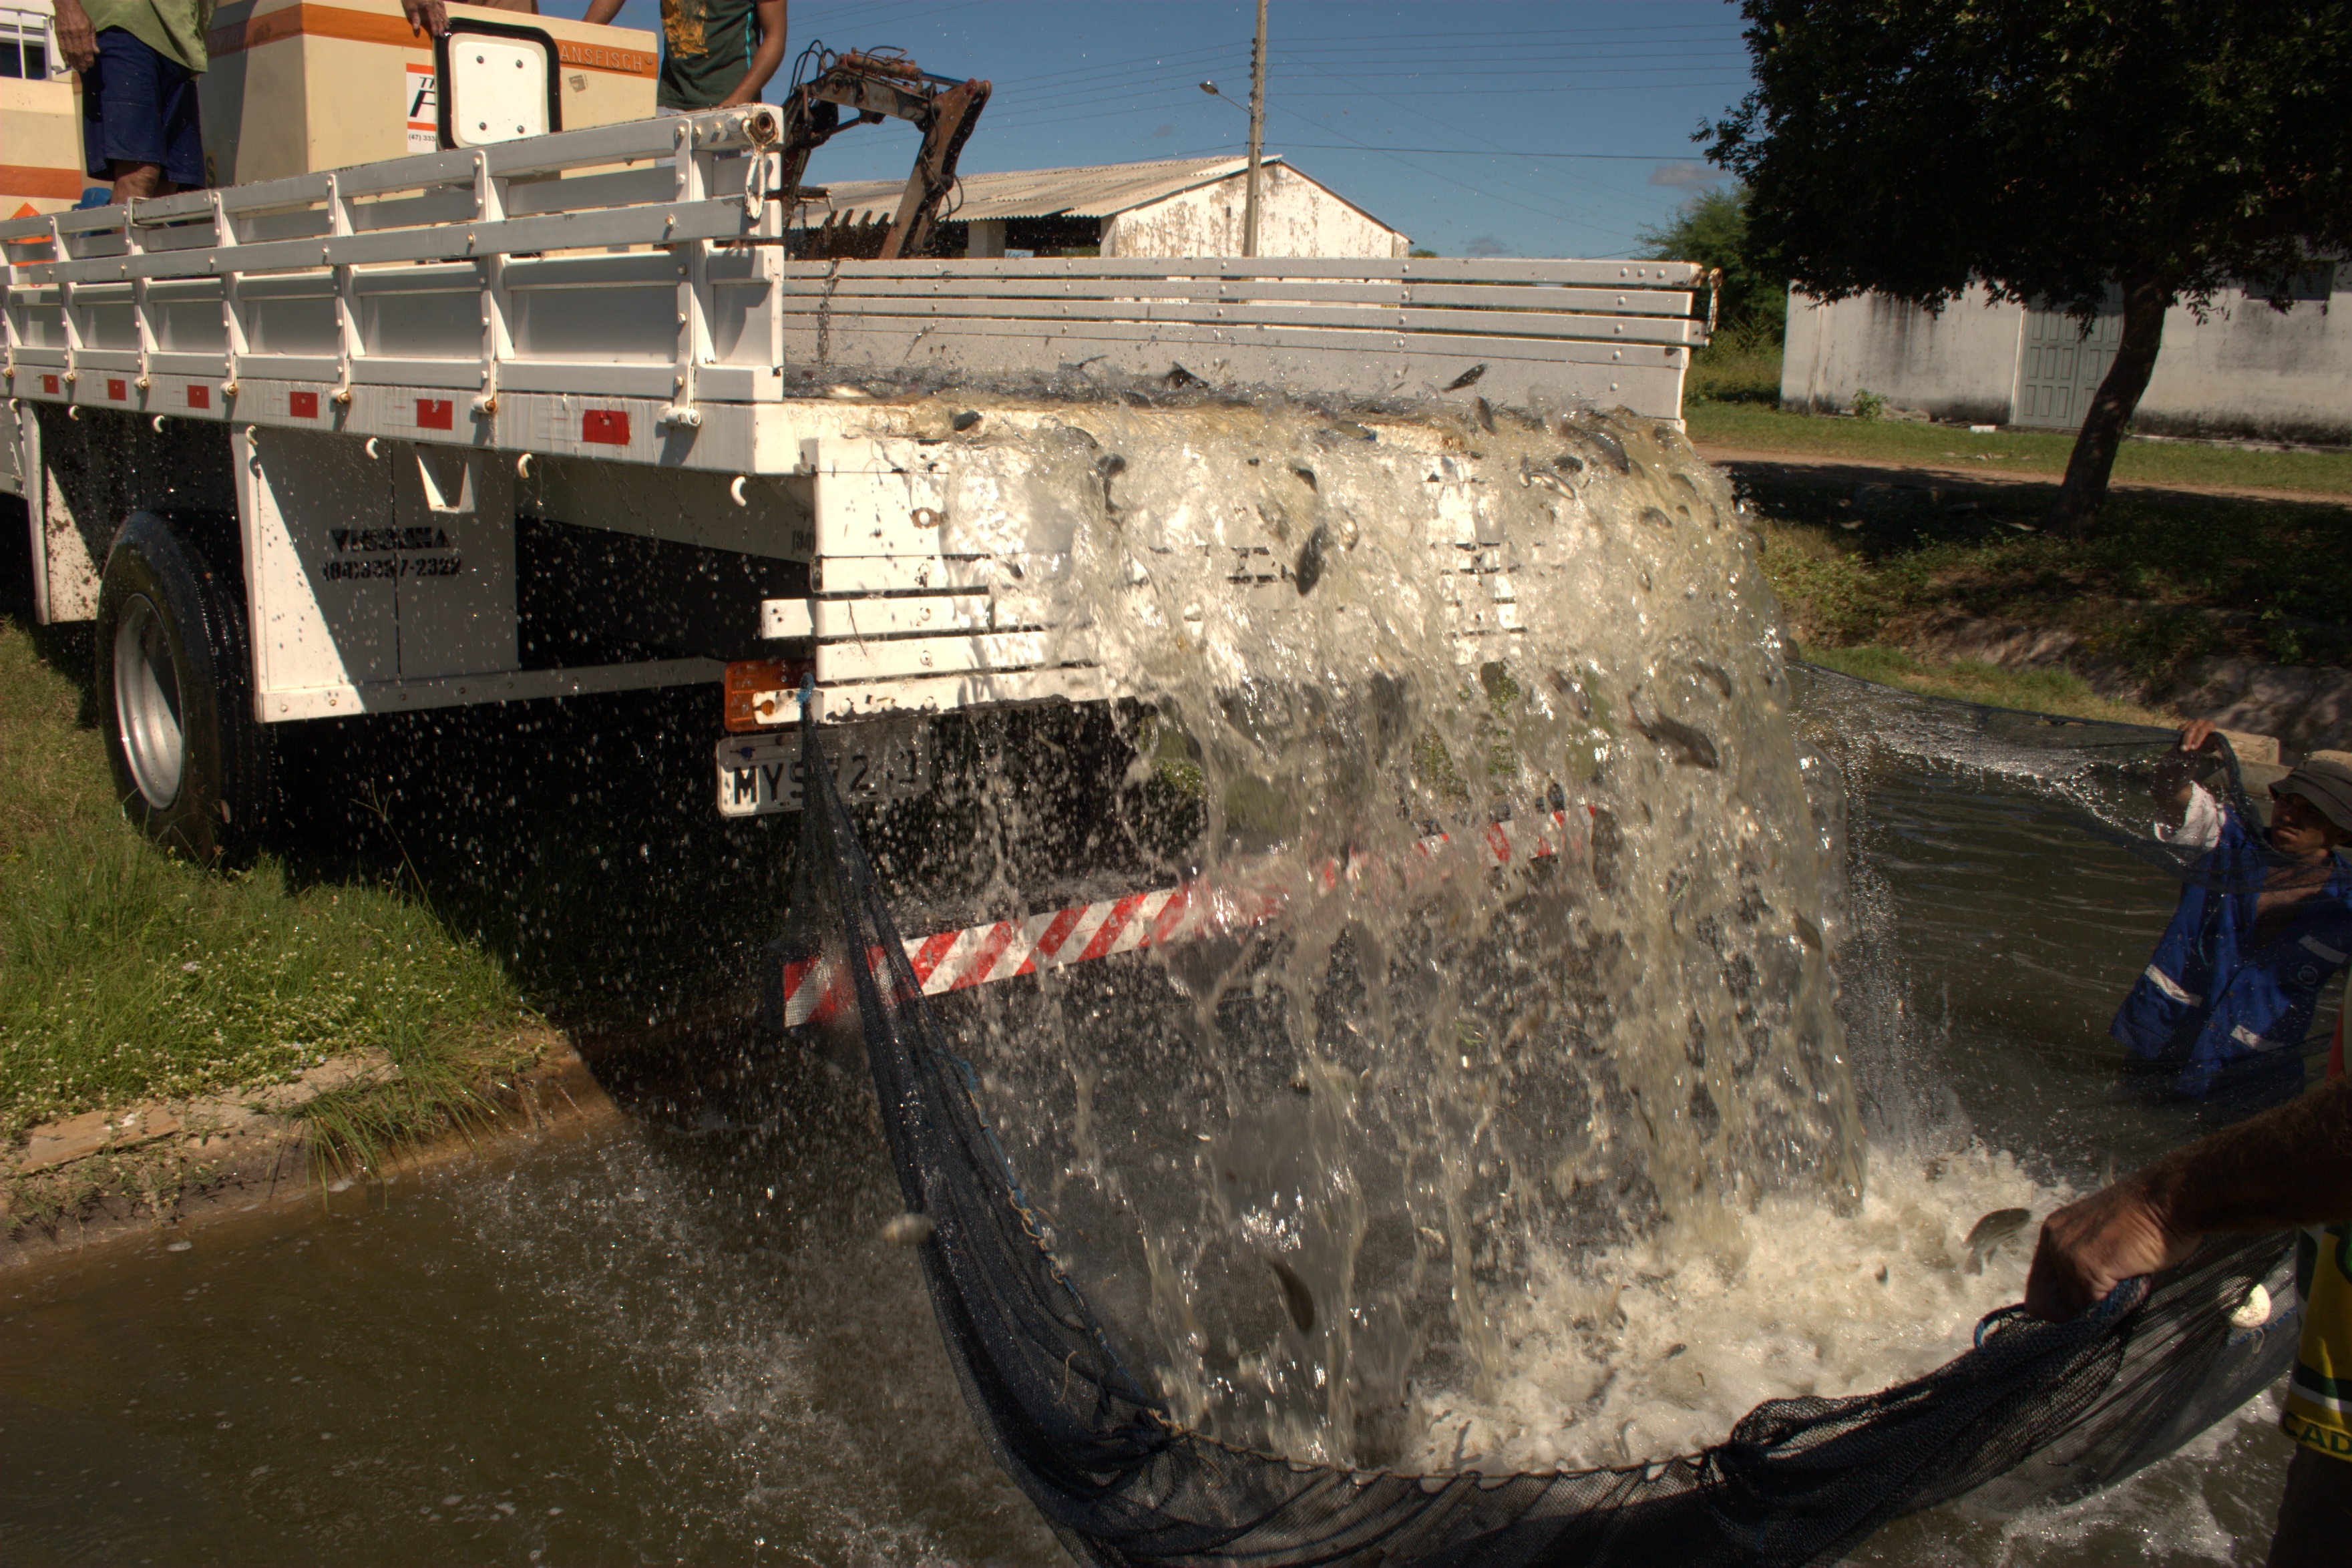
[1708,1,2352,536]
[1636,184,1786,345]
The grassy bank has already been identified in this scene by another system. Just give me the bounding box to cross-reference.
[1796,645,2176,727]
[0,617,538,1151]
[1689,402,2352,498]
[1754,475,2352,706]
[1678,337,2351,721]
[1676,336,2352,499]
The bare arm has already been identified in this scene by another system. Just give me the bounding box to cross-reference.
[581,0,626,23]
[2024,1076,2352,1320]
[716,0,786,105]
[53,0,97,71]
[401,0,449,35]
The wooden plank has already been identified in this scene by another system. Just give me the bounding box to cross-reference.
[785,256,1700,288]
[813,555,1005,594]
[21,197,755,286]
[812,594,994,638]
[797,664,1108,725]
[782,317,1688,417]
[781,311,1685,369]
[783,294,1698,345]
[816,630,1058,682]
[783,275,1692,315]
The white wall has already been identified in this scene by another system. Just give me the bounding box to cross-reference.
[1780,284,2023,425]
[2136,276,2351,443]
[1101,165,1408,259]
[1782,270,2352,442]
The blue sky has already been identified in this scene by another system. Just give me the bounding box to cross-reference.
[544,0,1756,258]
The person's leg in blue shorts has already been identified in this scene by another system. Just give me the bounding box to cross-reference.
[79,27,204,203]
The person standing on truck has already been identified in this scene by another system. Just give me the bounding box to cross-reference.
[50,0,211,202]
[2113,723,2352,1105]
[401,0,542,35]
[2024,1037,2352,1565]
[580,0,786,112]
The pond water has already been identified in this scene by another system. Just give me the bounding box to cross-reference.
[2,673,2328,1567]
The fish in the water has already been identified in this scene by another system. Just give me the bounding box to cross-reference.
[1294,524,1329,596]
[881,1212,936,1247]
[1562,425,1631,473]
[1473,396,1497,433]
[1265,1255,1316,1332]
[1627,697,1720,770]
[1964,1207,2031,1273]
[952,409,982,431]
[1443,363,1487,391]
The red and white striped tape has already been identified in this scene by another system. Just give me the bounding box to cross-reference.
[782,805,1591,1027]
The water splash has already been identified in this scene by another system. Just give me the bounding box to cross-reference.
[837,391,1858,1464]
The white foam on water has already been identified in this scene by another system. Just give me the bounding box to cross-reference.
[1408,1145,2068,1472]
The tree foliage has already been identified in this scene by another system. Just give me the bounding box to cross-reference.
[1636,185,1787,344]
[1708,1,2352,318]
[1705,1,2352,533]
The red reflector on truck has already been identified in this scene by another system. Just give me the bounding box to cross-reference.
[289,391,318,418]
[725,659,809,732]
[582,409,630,445]
[187,385,210,409]
[108,378,127,400]
[417,398,453,430]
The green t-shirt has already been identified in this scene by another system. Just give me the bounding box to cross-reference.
[83,0,214,73]
[657,0,759,110]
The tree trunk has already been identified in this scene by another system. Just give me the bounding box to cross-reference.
[2047,278,2170,538]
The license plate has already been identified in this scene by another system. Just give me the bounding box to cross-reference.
[715,725,931,817]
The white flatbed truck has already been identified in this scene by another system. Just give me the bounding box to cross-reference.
[1,102,1706,864]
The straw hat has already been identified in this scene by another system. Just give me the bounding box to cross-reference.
[2275,751,2352,834]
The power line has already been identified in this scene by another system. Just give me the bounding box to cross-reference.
[1262,43,1657,214]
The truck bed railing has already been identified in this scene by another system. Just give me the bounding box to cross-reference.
[3,108,789,423]
[6,109,1704,449]
[781,254,1700,409]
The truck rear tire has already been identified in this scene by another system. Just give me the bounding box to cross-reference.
[95,511,268,865]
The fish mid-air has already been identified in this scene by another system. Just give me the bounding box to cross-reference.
[1964,1207,2032,1274]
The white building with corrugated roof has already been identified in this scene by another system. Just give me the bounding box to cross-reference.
[795,155,1411,260]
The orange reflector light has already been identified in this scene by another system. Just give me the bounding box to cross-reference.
[724,659,808,732]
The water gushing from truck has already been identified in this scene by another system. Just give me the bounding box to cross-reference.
[809,389,1880,1467]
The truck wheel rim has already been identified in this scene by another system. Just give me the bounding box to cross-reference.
[114,594,186,809]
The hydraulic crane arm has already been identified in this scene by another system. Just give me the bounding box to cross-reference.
[773,48,992,260]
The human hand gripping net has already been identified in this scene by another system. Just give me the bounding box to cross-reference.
[780,711,2295,1568]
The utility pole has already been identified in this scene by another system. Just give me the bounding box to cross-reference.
[1244,0,1267,258]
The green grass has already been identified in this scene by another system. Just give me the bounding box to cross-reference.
[1752,481,2352,679]
[1688,401,2352,498]
[0,618,536,1145]
[1682,329,1786,408]
[1796,644,2177,727]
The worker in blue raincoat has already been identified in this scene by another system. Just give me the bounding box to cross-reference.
[2114,724,2352,1103]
